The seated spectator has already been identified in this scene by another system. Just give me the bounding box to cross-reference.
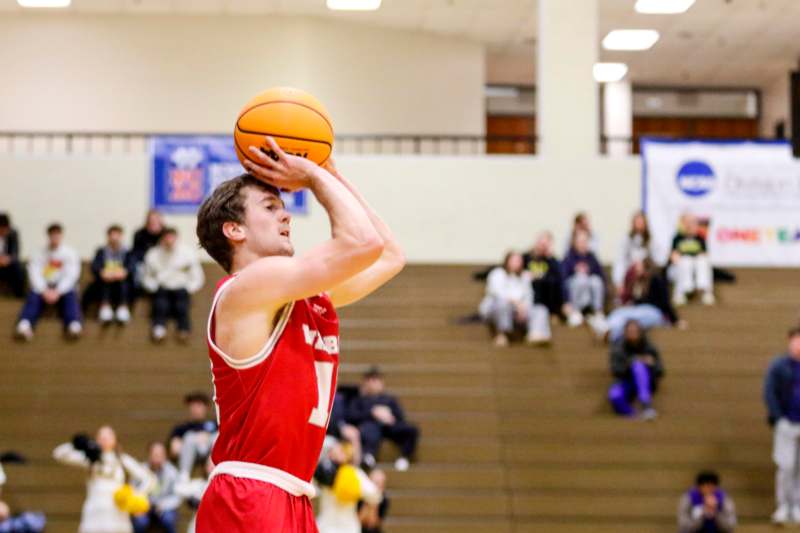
[479,251,546,347]
[168,392,218,482]
[90,225,134,325]
[53,426,154,533]
[132,442,180,533]
[0,213,25,298]
[523,231,565,331]
[358,469,389,533]
[315,439,381,533]
[348,367,419,471]
[141,228,204,342]
[606,258,685,343]
[678,471,737,533]
[131,209,164,275]
[612,210,652,296]
[565,211,599,254]
[15,223,82,341]
[562,230,607,333]
[607,320,663,420]
[328,392,362,467]
[764,327,800,525]
[670,213,714,306]
[174,456,212,533]
[0,456,46,533]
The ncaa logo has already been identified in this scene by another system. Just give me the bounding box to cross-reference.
[676,160,716,197]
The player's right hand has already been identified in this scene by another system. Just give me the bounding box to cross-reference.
[243,136,320,192]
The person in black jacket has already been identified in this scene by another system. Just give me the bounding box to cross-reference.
[763,327,800,525]
[523,231,566,320]
[89,225,135,325]
[607,320,664,420]
[0,213,25,298]
[349,367,419,472]
[605,258,687,342]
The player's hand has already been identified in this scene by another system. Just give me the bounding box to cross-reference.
[243,136,319,192]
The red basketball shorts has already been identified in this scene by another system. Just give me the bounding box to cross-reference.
[196,474,318,533]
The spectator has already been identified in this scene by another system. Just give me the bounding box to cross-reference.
[168,392,218,482]
[174,456,212,533]
[131,210,164,267]
[606,258,685,343]
[0,457,47,533]
[132,442,180,533]
[670,213,714,306]
[53,426,154,533]
[677,471,737,533]
[316,440,381,533]
[348,367,419,472]
[561,229,607,333]
[358,469,389,533]
[764,327,800,525]
[141,228,204,342]
[607,320,663,420]
[612,210,652,294]
[90,225,134,325]
[565,211,598,254]
[14,223,81,341]
[523,231,565,339]
[328,392,363,467]
[0,213,25,298]
[478,251,546,347]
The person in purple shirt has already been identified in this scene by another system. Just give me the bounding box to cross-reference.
[561,229,607,335]
[677,471,737,533]
[764,327,800,524]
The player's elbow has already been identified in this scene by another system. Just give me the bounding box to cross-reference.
[359,234,385,263]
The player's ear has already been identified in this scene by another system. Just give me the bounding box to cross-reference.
[222,221,245,243]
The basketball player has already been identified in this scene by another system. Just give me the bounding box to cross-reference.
[194,137,404,532]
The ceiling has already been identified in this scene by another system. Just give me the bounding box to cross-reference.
[1,0,798,87]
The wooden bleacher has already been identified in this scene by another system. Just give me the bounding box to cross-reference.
[0,264,796,532]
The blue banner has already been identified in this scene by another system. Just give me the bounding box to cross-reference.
[150,135,308,215]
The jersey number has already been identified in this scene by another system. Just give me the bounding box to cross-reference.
[308,361,335,428]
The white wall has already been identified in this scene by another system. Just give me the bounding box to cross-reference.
[0,14,484,136]
[761,73,791,138]
[0,154,640,265]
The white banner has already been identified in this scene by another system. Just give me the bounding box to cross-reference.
[642,138,800,267]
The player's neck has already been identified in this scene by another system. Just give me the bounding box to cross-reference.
[230,247,267,275]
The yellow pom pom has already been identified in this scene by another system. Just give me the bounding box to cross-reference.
[332,464,361,505]
[126,493,151,516]
[113,484,133,510]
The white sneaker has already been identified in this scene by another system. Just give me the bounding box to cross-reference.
[672,293,688,307]
[15,320,33,341]
[639,407,658,421]
[66,321,83,338]
[394,457,410,472]
[115,305,131,324]
[526,333,551,345]
[152,325,167,342]
[98,305,113,323]
[791,505,800,524]
[588,313,609,338]
[567,311,584,328]
[773,504,790,525]
[701,291,716,306]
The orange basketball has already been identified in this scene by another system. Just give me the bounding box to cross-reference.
[234,87,334,168]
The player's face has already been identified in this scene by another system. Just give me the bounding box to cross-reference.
[242,187,293,258]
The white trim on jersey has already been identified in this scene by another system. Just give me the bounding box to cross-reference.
[207,275,295,370]
[209,461,316,498]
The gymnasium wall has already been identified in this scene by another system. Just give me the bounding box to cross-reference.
[0,14,484,135]
[0,154,640,265]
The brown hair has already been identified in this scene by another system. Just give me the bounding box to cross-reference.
[629,209,651,245]
[196,174,280,273]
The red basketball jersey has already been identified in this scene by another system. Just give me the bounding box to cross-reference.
[206,275,340,482]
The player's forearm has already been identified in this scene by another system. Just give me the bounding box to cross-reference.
[310,168,383,252]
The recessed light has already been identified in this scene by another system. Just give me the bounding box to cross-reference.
[602,30,660,51]
[635,0,695,14]
[17,0,70,6]
[593,63,628,83]
[326,0,381,11]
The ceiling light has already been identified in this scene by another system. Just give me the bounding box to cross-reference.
[17,0,70,6]
[602,29,660,51]
[593,63,628,83]
[635,0,695,14]
[326,0,381,11]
